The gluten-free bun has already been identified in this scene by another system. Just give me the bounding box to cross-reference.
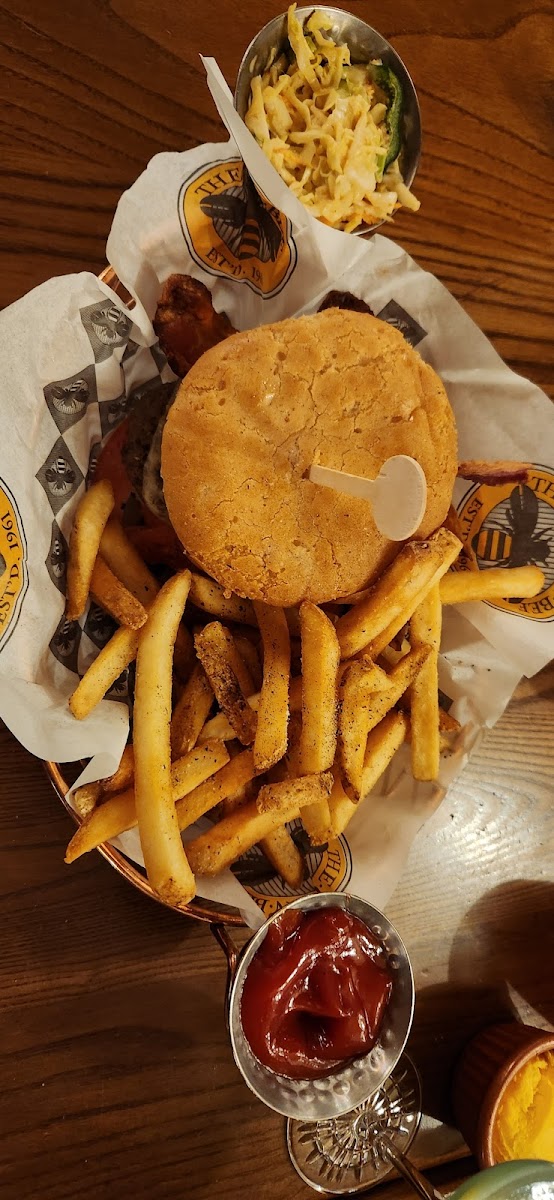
[161,309,458,605]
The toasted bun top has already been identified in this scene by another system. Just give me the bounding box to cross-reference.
[161,309,458,605]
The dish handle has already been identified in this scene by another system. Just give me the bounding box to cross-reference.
[210,922,239,1007]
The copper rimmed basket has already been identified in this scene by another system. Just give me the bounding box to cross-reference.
[43,264,245,929]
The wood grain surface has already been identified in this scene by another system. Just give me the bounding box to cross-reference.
[0,2,553,1199]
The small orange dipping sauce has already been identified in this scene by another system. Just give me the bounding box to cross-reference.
[240,906,393,1080]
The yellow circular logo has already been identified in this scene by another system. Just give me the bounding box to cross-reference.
[0,481,28,649]
[179,159,296,297]
[238,819,353,918]
[455,465,554,621]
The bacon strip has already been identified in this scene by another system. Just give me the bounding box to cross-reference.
[153,274,236,377]
[457,460,530,485]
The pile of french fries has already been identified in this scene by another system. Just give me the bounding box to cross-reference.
[63,479,545,909]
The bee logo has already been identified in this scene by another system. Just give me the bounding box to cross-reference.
[234,818,352,918]
[44,456,76,499]
[456,466,554,621]
[473,484,552,570]
[50,379,89,417]
[90,305,131,347]
[180,158,296,298]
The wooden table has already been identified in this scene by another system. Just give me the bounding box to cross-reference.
[0,2,553,1198]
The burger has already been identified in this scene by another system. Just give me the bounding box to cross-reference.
[98,276,458,607]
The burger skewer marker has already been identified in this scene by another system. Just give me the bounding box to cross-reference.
[309,456,428,542]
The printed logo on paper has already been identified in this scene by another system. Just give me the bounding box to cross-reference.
[179,159,297,297]
[0,479,28,652]
[455,465,554,621]
[235,819,352,918]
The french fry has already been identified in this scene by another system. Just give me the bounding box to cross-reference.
[69,626,140,720]
[409,585,442,781]
[439,708,461,734]
[335,528,462,659]
[189,572,256,625]
[195,622,257,745]
[253,602,291,772]
[101,744,135,795]
[300,800,333,846]
[71,780,101,819]
[331,711,409,837]
[90,557,148,629]
[186,775,323,876]
[337,660,391,799]
[219,780,255,818]
[233,632,263,692]
[256,771,333,815]
[133,570,195,906]
[66,479,114,620]
[176,749,257,829]
[328,768,356,838]
[198,711,237,742]
[100,519,194,678]
[99,519,159,607]
[360,711,409,799]
[440,565,544,605]
[260,826,305,889]
[170,663,214,758]
[65,740,229,862]
[297,602,340,774]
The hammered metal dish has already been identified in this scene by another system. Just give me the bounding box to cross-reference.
[228,892,415,1119]
[234,6,421,235]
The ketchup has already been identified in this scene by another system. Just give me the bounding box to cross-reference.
[240,906,393,1080]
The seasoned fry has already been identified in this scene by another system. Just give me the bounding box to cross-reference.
[71,780,101,820]
[332,711,409,836]
[99,519,159,607]
[195,622,257,744]
[336,528,462,659]
[101,744,135,796]
[186,777,320,876]
[133,571,194,906]
[337,660,391,800]
[69,626,140,720]
[328,768,355,838]
[439,708,461,734]
[410,585,442,781]
[65,740,229,862]
[90,557,148,629]
[440,565,544,605]
[298,602,340,775]
[100,519,193,678]
[198,711,237,742]
[253,602,291,772]
[360,711,409,799]
[170,663,214,758]
[189,572,256,625]
[233,632,263,693]
[260,826,305,889]
[176,749,257,829]
[66,479,114,620]
[256,771,333,815]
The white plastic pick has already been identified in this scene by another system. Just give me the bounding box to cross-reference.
[309,455,427,541]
